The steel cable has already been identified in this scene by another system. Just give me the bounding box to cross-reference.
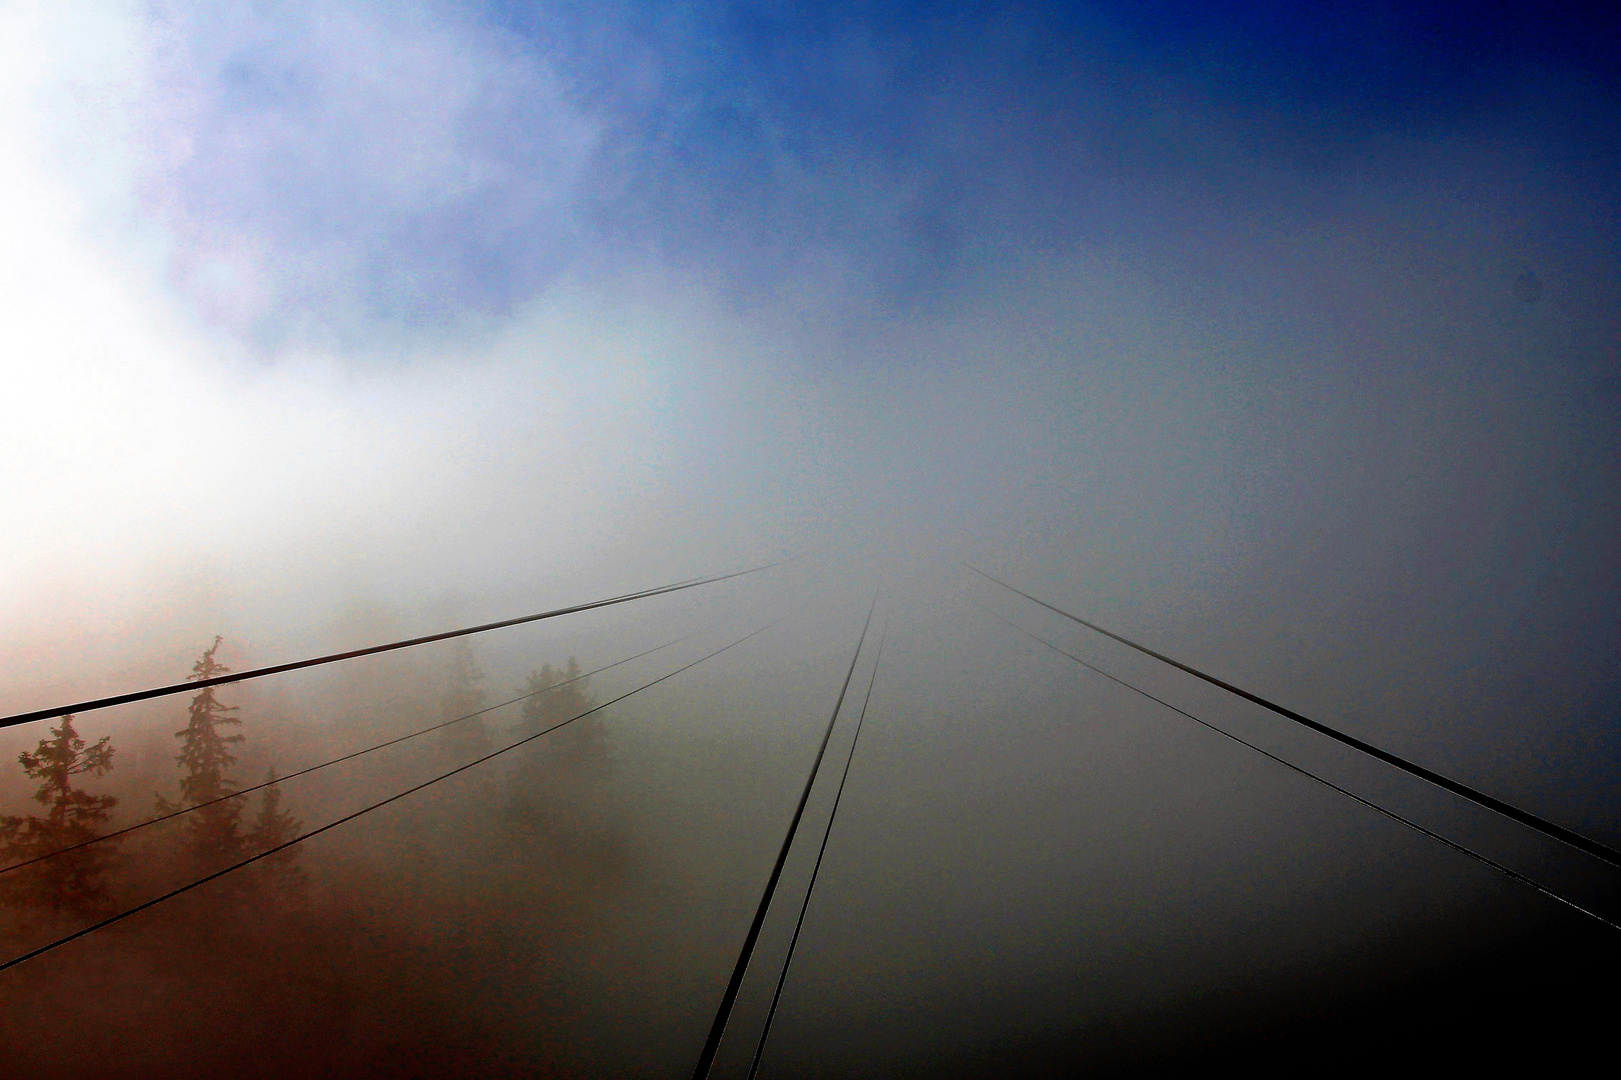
[967,564,1621,870]
[747,619,887,1078]
[2,556,798,730]
[974,601,1621,933]
[692,596,877,1080]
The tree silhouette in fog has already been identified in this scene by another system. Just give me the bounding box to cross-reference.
[244,768,305,900]
[0,714,119,920]
[439,638,491,759]
[507,658,628,886]
[157,636,247,864]
[156,637,302,886]
[519,658,602,772]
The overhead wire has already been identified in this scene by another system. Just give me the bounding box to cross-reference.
[0,629,701,878]
[692,595,878,1080]
[0,619,783,973]
[973,601,1621,933]
[747,618,887,1079]
[1,555,799,731]
[966,564,1621,871]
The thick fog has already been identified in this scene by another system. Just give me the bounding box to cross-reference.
[2,2,1618,1076]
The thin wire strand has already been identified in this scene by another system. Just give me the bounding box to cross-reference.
[2,556,800,730]
[0,619,783,974]
[965,564,1621,871]
[748,619,887,1079]
[692,595,878,1080]
[973,602,1621,934]
[0,629,702,878]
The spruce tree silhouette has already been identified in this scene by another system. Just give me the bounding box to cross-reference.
[526,658,605,775]
[0,714,119,921]
[507,657,627,888]
[439,638,491,759]
[157,637,247,866]
[244,768,305,901]
[519,658,591,735]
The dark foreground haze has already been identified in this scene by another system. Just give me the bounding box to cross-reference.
[3,1,1619,1076]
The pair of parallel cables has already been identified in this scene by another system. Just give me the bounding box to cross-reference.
[965,564,1621,933]
[694,598,887,1080]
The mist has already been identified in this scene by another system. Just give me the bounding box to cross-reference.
[2,1,1618,1075]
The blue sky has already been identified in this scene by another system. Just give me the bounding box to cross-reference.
[129,1,1621,339]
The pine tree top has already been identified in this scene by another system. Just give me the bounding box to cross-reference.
[18,714,115,802]
[19,713,115,781]
[189,635,230,682]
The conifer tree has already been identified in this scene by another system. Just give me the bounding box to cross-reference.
[158,636,246,863]
[505,656,627,889]
[246,770,301,851]
[439,638,490,758]
[520,658,589,727]
[0,714,119,920]
[520,658,603,773]
[244,769,305,900]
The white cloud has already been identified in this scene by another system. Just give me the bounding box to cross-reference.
[0,5,674,691]
[138,0,597,335]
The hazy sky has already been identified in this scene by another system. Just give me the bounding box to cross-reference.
[2,2,1619,1073]
[5,0,1617,796]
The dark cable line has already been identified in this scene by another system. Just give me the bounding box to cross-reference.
[692,596,878,1080]
[2,556,799,731]
[966,564,1621,871]
[748,620,887,1080]
[974,602,1621,933]
[0,629,700,878]
[0,620,782,974]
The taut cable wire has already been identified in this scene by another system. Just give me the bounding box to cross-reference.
[966,564,1621,870]
[975,601,1620,934]
[2,555,799,730]
[748,618,888,1078]
[692,595,878,1080]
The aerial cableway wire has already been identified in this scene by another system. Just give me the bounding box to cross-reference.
[0,619,783,973]
[693,594,878,1080]
[0,629,700,878]
[1,556,799,730]
[974,602,1621,933]
[747,619,887,1079]
[966,564,1621,871]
